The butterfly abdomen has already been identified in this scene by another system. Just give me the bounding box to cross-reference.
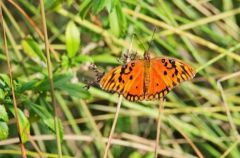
[143,60,151,95]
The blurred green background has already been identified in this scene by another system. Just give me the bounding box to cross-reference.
[0,0,240,157]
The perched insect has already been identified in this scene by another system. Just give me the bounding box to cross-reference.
[99,51,195,101]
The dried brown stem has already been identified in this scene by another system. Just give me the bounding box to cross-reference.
[0,3,27,158]
[154,97,164,158]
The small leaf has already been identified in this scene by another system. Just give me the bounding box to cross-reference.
[79,0,92,18]
[18,80,38,93]
[58,83,91,99]
[67,0,74,6]
[106,0,117,12]
[43,118,63,141]
[34,74,73,91]
[0,89,4,99]
[0,122,9,140]
[44,0,62,11]
[0,105,9,122]
[129,152,142,158]
[74,54,93,63]
[115,1,127,36]
[65,21,80,58]
[9,107,30,143]
[92,54,118,64]
[0,74,10,86]
[92,0,109,14]
[108,1,126,37]
[109,7,120,37]
[21,38,46,62]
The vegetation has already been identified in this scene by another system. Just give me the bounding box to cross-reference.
[0,0,240,157]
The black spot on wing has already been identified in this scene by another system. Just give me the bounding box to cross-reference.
[129,66,133,72]
[164,71,167,75]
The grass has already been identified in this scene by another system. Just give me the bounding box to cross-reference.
[0,0,240,158]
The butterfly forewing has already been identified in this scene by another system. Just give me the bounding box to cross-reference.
[152,57,195,88]
[100,60,144,101]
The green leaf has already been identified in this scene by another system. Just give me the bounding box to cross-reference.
[67,0,73,6]
[109,0,126,37]
[106,0,117,12]
[44,0,62,11]
[58,83,91,99]
[0,105,9,122]
[35,74,73,91]
[0,74,10,86]
[79,0,92,18]
[21,38,46,62]
[92,54,118,64]
[18,80,38,93]
[115,1,127,36]
[27,102,63,141]
[43,118,63,141]
[109,7,120,37]
[65,21,80,58]
[74,54,93,63]
[9,108,30,143]
[0,122,9,140]
[92,0,109,14]
[0,89,5,99]
[129,152,142,158]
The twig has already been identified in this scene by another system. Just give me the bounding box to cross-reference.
[0,4,27,158]
[39,0,62,157]
[217,71,240,140]
[103,95,123,158]
[154,98,164,158]
[169,116,204,158]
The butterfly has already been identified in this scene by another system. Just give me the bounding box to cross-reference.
[99,52,195,101]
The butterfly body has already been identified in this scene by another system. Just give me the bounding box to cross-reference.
[100,56,195,101]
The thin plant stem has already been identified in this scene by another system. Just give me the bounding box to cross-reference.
[154,97,164,158]
[0,4,27,158]
[170,116,205,158]
[220,140,239,158]
[7,0,60,62]
[103,95,123,158]
[217,71,240,140]
[39,0,62,157]
[28,134,45,158]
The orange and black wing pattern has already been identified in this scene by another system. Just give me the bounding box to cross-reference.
[99,57,195,102]
[144,57,195,100]
[99,60,145,101]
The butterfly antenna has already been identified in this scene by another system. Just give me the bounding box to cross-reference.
[144,27,157,60]
[133,33,147,51]
[123,34,135,63]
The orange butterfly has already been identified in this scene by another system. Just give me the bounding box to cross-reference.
[99,52,195,101]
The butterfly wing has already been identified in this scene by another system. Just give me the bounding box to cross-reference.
[145,57,195,100]
[100,60,144,101]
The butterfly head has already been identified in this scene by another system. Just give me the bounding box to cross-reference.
[143,51,150,60]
